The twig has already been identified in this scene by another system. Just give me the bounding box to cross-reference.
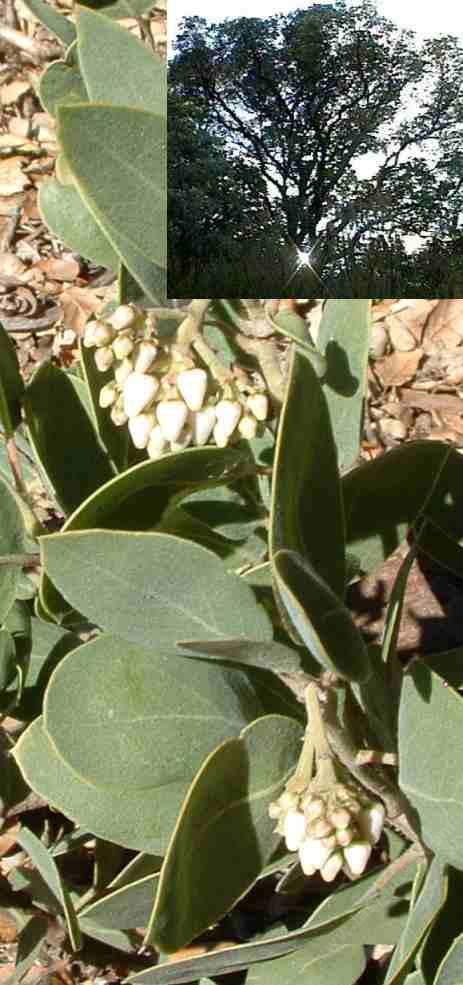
[0,553,40,567]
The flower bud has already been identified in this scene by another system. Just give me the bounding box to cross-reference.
[110,398,129,427]
[93,322,115,347]
[94,346,115,372]
[156,400,188,442]
[113,333,135,361]
[279,791,299,812]
[357,803,385,845]
[215,399,242,437]
[177,368,208,411]
[343,840,372,877]
[108,305,137,332]
[330,808,352,830]
[170,424,193,452]
[299,836,333,872]
[247,393,268,421]
[82,320,98,347]
[133,341,158,374]
[99,382,118,409]
[128,412,156,450]
[114,358,134,385]
[283,810,307,851]
[320,834,338,852]
[123,372,159,418]
[192,407,216,446]
[213,423,229,448]
[307,817,334,839]
[238,414,258,440]
[336,826,355,848]
[321,850,344,883]
[147,425,167,460]
[302,795,325,820]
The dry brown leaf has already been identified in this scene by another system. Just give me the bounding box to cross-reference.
[387,316,416,352]
[0,252,28,278]
[59,285,102,334]
[37,257,80,282]
[1,80,31,105]
[424,299,463,350]
[389,299,436,344]
[376,349,423,387]
[0,194,25,216]
[0,159,29,196]
[9,118,32,138]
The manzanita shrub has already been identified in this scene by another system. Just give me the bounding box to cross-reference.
[3,296,463,985]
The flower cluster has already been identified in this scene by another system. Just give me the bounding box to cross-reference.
[269,782,385,882]
[82,304,270,459]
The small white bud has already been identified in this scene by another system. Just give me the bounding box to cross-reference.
[170,424,193,452]
[147,425,167,460]
[133,341,158,374]
[321,850,344,883]
[192,406,216,446]
[330,808,352,830]
[279,792,299,812]
[108,304,137,332]
[247,393,268,421]
[156,400,189,442]
[357,803,385,845]
[336,826,355,848]
[83,320,98,347]
[123,372,159,418]
[343,840,372,876]
[94,346,114,372]
[177,368,208,411]
[302,795,325,820]
[110,398,129,427]
[299,858,317,876]
[215,399,242,437]
[299,836,333,872]
[283,810,307,851]
[320,834,338,851]
[128,412,156,449]
[114,358,134,385]
[238,414,258,440]
[113,333,135,360]
[93,322,115,347]
[268,802,282,820]
[99,382,118,409]
[213,423,229,448]
[308,817,333,839]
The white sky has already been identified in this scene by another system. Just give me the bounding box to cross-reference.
[170,0,463,45]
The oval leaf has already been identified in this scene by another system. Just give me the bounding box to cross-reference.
[41,530,271,648]
[0,323,24,437]
[39,180,119,271]
[0,477,26,624]
[43,634,277,790]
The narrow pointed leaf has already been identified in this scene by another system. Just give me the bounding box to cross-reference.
[317,300,371,474]
[0,322,24,436]
[434,933,463,985]
[79,872,159,930]
[16,827,81,951]
[24,362,114,514]
[270,346,345,601]
[273,549,371,682]
[19,0,75,45]
[384,858,447,985]
[0,477,26,624]
[146,715,303,952]
[177,638,303,674]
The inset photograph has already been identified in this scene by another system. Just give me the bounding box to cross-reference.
[168,0,463,298]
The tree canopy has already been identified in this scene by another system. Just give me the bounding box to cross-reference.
[168,0,463,294]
